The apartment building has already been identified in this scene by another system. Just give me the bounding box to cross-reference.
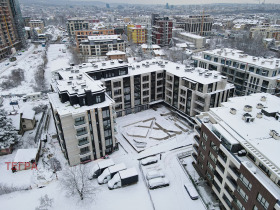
[173,32,206,51]
[29,20,45,31]
[49,66,117,166]
[75,29,114,46]
[193,93,280,210]
[250,25,280,41]
[49,59,234,165]
[79,35,125,57]
[192,48,280,96]
[127,24,147,44]
[152,16,173,47]
[67,17,89,36]
[175,15,213,36]
[0,0,25,60]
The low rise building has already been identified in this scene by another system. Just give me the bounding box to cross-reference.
[193,93,280,210]
[192,48,280,96]
[106,50,126,60]
[173,32,206,51]
[79,35,125,57]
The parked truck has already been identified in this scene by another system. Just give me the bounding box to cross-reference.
[108,168,138,190]
[89,159,114,179]
[98,163,126,184]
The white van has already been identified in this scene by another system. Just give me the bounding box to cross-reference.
[184,183,199,200]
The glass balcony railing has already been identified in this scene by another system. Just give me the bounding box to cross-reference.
[77,130,88,136]
[78,140,89,146]
[75,120,85,126]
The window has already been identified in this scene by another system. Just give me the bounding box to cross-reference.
[207,161,214,172]
[253,205,258,210]
[201,141,206,150]
[236,199,245,210]
[102,109,110,118]
[239,174,252,191]
[259,162,271,177]
[257,193,269,209]
[237,186,248,202]
[202,132,208,141]
[209,151,217,163]
[96,95,101,103]
[210,142,219,153]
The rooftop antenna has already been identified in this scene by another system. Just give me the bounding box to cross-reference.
[146,23,154,58]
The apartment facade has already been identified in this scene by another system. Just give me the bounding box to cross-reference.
[49,66,117,166]
[49,59,234,165]
[152,17,173,47]
[175,15,213,36]
[80,35,125,57]
[250,25,280,41]
[67,18,89,36]
[29,20,45,31]
[174,32,206,51]
[127,24,147,44]
[0,0,25,60]
[75,29,114,46]
[192,48,280,96]
[192,93,280,210]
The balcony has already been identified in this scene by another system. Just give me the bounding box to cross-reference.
[224,185,234,202]
[218,152,227,164]
[194,135,200,144]
[192,153,198,163]
[195,126,201,136]
[74,120,86,128]
[193,145,199,154]
[229,165,240,177]
[78,140,90,148]
[76,130,88,137]
[195,99,205,107]
[79,150,91,158]
[226,176,237,190]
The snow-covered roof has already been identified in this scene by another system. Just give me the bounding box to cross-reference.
[14,149,37,163]
[202,48,280,70]
[141,44,161,49]
[119,167,138,179]
[106,50,126,56]
[97,159,114,169]
[20,105,35,120]
[88,35,120,41]
[9,114,21,130]
[179,32,204,39]
[108,163,126,174]
[209,93,280,174]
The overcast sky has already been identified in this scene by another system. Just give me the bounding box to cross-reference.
[73,0,279,5]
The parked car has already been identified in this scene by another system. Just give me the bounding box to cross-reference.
[184,183,199,200]
[97,163,126,184]
[148,177,169,189]
[141,156,158,166]
[10,100,18,105]
[5,63,10,66]
[89,159,115,179]
[146,170,165,180]
[108,168,138,190]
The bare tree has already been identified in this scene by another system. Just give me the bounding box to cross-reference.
[35,194,53,210]
[0,68,25,90]
[59,165,96,201]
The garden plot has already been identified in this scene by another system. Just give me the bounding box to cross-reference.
[116,106,191,152]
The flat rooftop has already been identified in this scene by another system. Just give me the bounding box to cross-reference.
[61,59,234,86]
[202,48,280,70]
[88,35,120,41]
[210,93,280,173]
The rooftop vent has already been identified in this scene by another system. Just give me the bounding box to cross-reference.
[260,96,266,102]
[136,65,140,68]
[244,105,252,112]
[161,64,165,68]
[132,67,135,70]
[69,76,73,80]
[199,72,203,76]
[256,112,263,119]
[165,61,168,64]
[79,65,82,69]
[70,63,75,67]
[176,66,180,70]
[261,61,265,64]
[118,59,123,63]
[93,64,98,68]
[276,112,280,121]
[242,113,254,123]
[102,63,106,66]
[203,117,210,123]
[256,103,263,109]
[74,88,79,92]
[230,108,237,115]
[72,85,76,90]
[66,67,71,71]
[111,61,114,65]
[75,70,79,73]
[214,74,218,78]
[81,84,86,88]
[67,81,72,85]
[269,130,280,140]
[204,73,209,78]
[221,76,227,80]
[71,69,75,73]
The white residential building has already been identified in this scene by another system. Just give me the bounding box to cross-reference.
[192,48,280,96]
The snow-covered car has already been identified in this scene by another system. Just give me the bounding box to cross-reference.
[140,156,157,166]
[5,63,9,66]
[148,177,169,189]
[146,170,165,180]
[184,183,199,200]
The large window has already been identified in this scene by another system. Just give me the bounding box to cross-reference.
[237,186,248,202]
[257,193,269,210]
[236,199,245,210]
[239,174,252,191]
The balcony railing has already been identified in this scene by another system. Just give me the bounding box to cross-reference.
[80,149,90,156]
[194,135,200,144]
[77,130,88,137]
[229,165,240,177]
[75,120,85,126]
[195,127,201,135]
[227,176,237,189]
[78,140,89,146]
